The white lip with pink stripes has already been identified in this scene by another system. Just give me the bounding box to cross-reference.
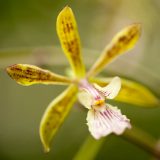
[78,77,131,139]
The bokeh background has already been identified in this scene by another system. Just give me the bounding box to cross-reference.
[0,0,160,159]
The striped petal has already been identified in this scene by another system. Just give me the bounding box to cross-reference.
[93,76,121,99]
[90,77,159,107]
[87,104,131,139]
[87,23,141,77]
[6,64,72,86]
[57,6,85,78]
[39,85,78,152]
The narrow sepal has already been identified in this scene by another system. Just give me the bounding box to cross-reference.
[87,23,141,77]
[57,6,85,78]
[39,85,77,152]
[6,64,72,86]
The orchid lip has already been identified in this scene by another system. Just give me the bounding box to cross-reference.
[87,104,131,139]
[78,77,131,139]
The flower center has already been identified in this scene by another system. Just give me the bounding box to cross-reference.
[79,79,105,108]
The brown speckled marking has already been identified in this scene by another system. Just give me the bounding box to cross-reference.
[88,24,141,77]
[44,93,73,134]
[7,64,71,85]
[61,19,79,52]
[56,6,85,78]
[40,85,77,150]
[107,27,139,60]
[107,45,120,58]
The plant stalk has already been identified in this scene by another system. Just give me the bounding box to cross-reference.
[122,126,160,158]
[74,126,160,159]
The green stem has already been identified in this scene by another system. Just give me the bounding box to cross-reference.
[74,126,160,159]
[122,126,160,158]
[73,135,105,160]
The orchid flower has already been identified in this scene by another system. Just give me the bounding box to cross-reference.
[78,77,131,139]
[6,6,158,152]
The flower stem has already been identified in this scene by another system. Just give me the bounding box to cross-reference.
[122,126,160,158]
[74,136,105,160]
[74,126,160,159]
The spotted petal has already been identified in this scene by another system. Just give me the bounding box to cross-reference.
[6,64,72,86]
[39,85,77,152]
[87,104,131,139]
[94,76,121,99]
[57,6,85,78]
[87,23,141,77]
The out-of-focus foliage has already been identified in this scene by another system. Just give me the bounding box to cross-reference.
[0,0,160,160]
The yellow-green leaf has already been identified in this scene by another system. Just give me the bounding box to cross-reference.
[87,23,141,77]
[39,85,78,152]
[90,77,159,107]
[6,64,72,86]
[56,6,85,78]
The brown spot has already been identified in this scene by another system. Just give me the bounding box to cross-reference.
[70,39,74,45]
[107,45,119,58]
[68,46,73,52]
[46,122,50,126]
[70,23,73,30]
[12,67,22,72]
[118,36,127,43]
[25,69,33,75]
[66,23,70,32]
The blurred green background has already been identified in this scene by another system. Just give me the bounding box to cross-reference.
[0,0,160,159]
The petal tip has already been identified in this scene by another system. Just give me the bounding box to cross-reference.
[61,5,72,14]
[6,66,11,75]
[44,145,50,153]
[113,76,121,85]
[64,5,71,9]
[39,125,51,153]
[6,64,16,73]
[129,22,142,37]
[6,64,19,80]
[131,22,141,29]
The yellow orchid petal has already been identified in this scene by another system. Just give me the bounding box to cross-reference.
[6,64,72,86]
[56,6,85,78]
[90,77,159,107]
[87,23,141,77]
[40,85,78,152]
